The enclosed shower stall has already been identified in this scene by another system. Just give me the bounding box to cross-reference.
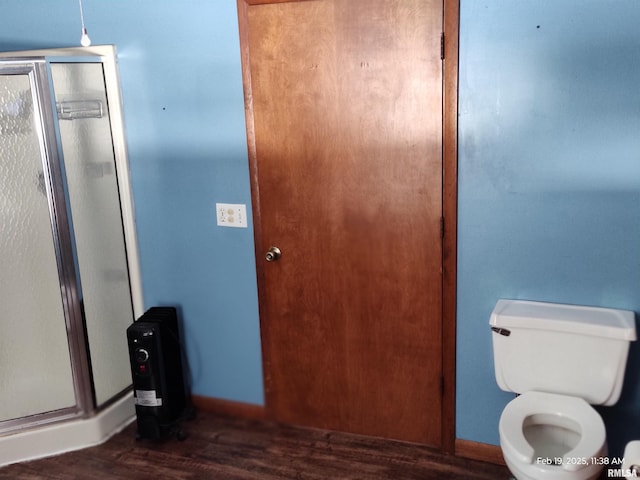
[0,46,141,464]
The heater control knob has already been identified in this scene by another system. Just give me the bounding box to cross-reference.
[135,348,149,363]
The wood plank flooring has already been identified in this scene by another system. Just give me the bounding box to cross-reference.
[0,412,511,479]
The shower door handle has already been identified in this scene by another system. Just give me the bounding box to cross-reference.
[265,246,281,262]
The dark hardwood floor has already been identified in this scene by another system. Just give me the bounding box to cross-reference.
[0,412,511,479]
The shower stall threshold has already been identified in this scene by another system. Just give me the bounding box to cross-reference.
[0,392,135,467]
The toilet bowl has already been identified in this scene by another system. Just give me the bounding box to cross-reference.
[499,391,606,480]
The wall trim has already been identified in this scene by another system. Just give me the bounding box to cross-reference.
[0,392,134,468]
[191,395,266,420]
[455,438,506,466]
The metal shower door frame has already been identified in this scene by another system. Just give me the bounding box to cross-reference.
[0,45,143,437]
[0,58,94,432]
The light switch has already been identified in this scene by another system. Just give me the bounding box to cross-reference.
[216,203,248,228]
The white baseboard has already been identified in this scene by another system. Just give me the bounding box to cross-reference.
[0,392,135,467]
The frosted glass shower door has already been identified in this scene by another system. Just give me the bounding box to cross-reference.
[0,69,76,421]
[51,62,134,406]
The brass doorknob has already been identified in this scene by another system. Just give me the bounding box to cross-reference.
[265,246,281,262]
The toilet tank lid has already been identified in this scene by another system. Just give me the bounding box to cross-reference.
[490,299,637,341]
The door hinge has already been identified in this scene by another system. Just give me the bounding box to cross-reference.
[440,216,445,239]
[440,32,445,60]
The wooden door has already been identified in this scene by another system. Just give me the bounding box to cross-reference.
[239,0,444,447]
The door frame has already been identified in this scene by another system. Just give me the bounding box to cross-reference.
[237,0,460,454]
[442,0,460,455]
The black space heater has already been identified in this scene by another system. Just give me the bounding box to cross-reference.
[126,306,192,441]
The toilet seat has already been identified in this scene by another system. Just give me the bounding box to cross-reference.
[499,391,606,473]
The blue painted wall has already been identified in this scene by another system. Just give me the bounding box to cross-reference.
[458,1,640,456]
[1,0,639,457]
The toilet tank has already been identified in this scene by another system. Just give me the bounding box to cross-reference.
[490,299,636,406]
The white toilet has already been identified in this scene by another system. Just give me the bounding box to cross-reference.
[490,299,637,480]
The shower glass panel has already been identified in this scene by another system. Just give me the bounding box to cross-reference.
[0,69,76,421]
[0,47,141,436]
[50,62,134,406]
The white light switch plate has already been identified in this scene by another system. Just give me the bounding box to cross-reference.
[216,203,248,228]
